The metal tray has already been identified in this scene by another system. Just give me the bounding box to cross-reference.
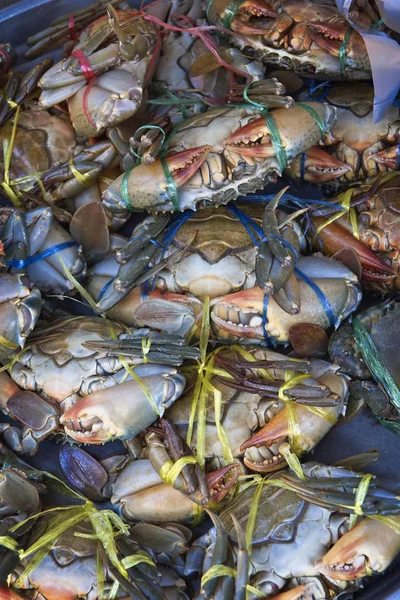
[0,1,399,598]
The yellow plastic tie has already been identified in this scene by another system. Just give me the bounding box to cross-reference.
[279,442,305,480]
[105,319,159,417]
[278,372,309,401]
[159,455,198,486]
[0,536,19,551]
[349,473,374,528]
[1,105,23,207]
[141,336,152,363]
[201,565,236,589]
[0,334,19,351]
[69,156,94,187]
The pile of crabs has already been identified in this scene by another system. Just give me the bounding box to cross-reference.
[0,0,400,598]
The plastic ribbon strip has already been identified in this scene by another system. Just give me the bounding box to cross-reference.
[339,26,354,77]
[70,49,96,127]
[6,241,78,269]
[1,105,23,207]
[68,13,77,40]
[0,47,12,74]
[294,267,335,328]
[130,124,167,160]
[69,156,94,187]
[159,455,198,486]
[353,316,400,412]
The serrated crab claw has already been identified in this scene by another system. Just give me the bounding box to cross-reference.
[307,18,368,70]
[102,145,212,212]
[224,103,335,163]
[312,218,397,283]
[207,463,240,504]
[371,146,399,170]
[206,0,276,35]
[60,371,186,443]
[287,147,351,182]
[317,518,400,580]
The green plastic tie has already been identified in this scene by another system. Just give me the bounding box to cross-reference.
[339,27,353,78]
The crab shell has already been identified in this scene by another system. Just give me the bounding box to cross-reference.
[206,0,371,80]
[0,106,76,190]
[166,347,347,473]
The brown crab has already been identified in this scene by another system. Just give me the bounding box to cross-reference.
[206,0,371,80]
[286,83,400,184]
[310,173,400,291]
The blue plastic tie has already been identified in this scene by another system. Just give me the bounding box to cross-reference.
[299,152,307,180]
[6,241,78,269]
[295,267,335,328]
[98,277,115,301]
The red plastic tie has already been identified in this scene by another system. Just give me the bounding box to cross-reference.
[71,50,96,127]
[0,48,11,76]
[68,13,77,40]
[71,49,95,81]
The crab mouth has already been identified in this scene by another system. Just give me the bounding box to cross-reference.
[211,303,264,338]
[319,555,368,580]
[224,117,275,159]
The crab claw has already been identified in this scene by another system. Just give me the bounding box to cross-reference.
[240,409,288,473]
[371,146,399,170]
[103,145,212,212]
[312,217,397,283]
[207,463,240,504]
[206,0,276,35]
[307,18,368,70]
[231,0,277,35]
[224,103,335,163]
[317,518,400,580]
[287,147,351,182]
[60,370,186,443]
[0,587,25,600]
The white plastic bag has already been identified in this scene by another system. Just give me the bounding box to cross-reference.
[336,0,400,122]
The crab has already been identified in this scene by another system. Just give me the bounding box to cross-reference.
[286,83,400,185]
[7,515,188,600]
[165,346,348,474]
[329,299,400,435]
[1,207,86,295]
[0,317,196,452]
[37,5,163,139]
[206,0,372,80]
[0,273,41,361]
[0,104,76,196]
[310,173,400,291]
[186,460,400,598]
[88,196,361,343]
[102,101,336,214]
